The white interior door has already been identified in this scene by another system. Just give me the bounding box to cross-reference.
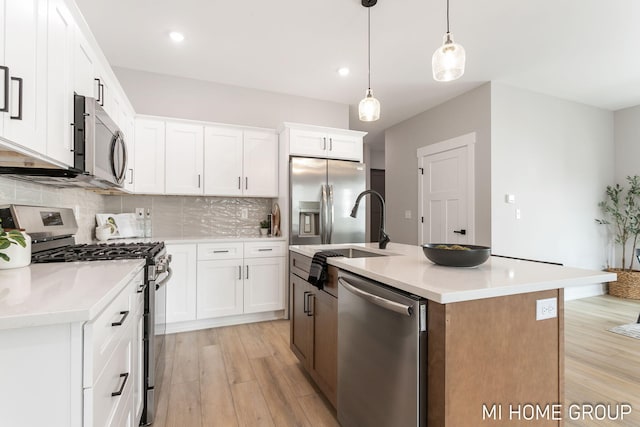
[418,133,475,245]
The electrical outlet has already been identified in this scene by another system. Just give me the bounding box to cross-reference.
[405,210,412,219]
[241,208,248,219]
[536,297,557,320]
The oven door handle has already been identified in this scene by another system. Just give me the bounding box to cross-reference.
[155,267,173,290]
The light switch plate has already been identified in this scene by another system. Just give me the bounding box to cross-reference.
[536,297,557,320]
[405,210,412,219]
[241,208,248,219]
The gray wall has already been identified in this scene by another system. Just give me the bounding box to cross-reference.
[614,105,640,183]
[491,83,614,270]
[0,177,106,244]
[384,83,492,246]
[612,105,640,269]
[114,67,349,129]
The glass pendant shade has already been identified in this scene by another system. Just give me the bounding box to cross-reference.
[432,32,466,82]
[359,89,381,121]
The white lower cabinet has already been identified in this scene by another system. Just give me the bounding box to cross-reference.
[197,258,244,319]
[165,241,286,330]
[0,267,144,427]
[165,243,197,323]
[244,256,285,314]
[84,270,144,427]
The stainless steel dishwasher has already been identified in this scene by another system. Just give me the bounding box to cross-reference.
[337,270,427,427]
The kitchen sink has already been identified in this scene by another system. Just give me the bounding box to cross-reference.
[330,248,388,258]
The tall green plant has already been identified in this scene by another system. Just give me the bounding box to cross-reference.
[597,175,640,271]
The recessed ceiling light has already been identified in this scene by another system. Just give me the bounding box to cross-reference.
[169,31,185,42]
[337,67,350,77]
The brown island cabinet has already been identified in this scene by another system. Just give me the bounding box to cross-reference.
[288,245,614,427]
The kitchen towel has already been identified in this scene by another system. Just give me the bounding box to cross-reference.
[308,251,344,290]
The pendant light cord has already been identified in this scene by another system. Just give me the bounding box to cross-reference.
[368,7,371,90]
[446,0,450,33]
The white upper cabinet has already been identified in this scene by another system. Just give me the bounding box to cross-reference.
[165,122,204,195]
[285,123,365,162]
[0,0,47,154]
[243,130,278,197]
[73,33,95,98]
[203,126,278,197]
[134,119,165,194]
[203,126,244,196]
[46,0,75,166]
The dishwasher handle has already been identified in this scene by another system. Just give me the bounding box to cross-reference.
[338,277,413,317]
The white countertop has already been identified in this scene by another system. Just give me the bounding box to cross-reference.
[289,242,616,304]
[0,260,145,330]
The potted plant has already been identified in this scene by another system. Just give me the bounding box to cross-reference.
[596,175,640,299]
[0,221,31,270]
[259,219,270,236]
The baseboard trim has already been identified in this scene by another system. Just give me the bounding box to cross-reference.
[564,283,607,301]
[164,310,285,334]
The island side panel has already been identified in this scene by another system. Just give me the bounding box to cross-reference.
[427,300,447,427]
[428,289,563,427]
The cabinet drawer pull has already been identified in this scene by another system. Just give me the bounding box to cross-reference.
[111,372,129,397]
[303,291,310,314]
[111,310,130,326]
[292,258,297,267]
[94,78,102,104]
[10,77,23,120]
[322,137,327,150]
[0,66,8,113]
[306,293,314,316]
[329,137,333,151]
[213,250,229,253]
[258,248,273,252]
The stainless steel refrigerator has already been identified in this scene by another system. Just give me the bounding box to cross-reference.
[290,157,366,245]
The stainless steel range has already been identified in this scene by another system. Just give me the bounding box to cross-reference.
[0,204,171,426]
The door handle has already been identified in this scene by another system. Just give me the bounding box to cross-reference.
[245,177,248,190]
[245,265,249,280]
[198,174,201,188]
[238,176,241,190]
[305,292,314,316]
[303,291,310,314]
[9,77,23,120]
[322,137,327,150]
[338,278,413,316]
[453,229,466,235]
[0,66,8,112]
[128,168,134,185]
[94,78,102,104]
[111,373,129,397]
[111,310,130,326]
[238,265,242,280]
[329,138,333,151]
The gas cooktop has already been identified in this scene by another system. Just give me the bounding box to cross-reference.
[32,242,165,263]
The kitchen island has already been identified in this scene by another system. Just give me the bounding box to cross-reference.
[289,242,616,427]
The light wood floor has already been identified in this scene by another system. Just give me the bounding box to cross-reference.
[152,320,339,427]
[154,295,640,427]
[564,295,640,427]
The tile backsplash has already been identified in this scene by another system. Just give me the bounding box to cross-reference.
[104,195,273,238]
[0,177,106,244]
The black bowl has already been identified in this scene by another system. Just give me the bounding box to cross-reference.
[422,244,491,267]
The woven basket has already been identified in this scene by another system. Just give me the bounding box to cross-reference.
[607,269,640,300]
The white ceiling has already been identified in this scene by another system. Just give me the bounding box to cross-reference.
[75,0,640,149]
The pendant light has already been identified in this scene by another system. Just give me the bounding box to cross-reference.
[359,0,380,122]
[432,0,466,82]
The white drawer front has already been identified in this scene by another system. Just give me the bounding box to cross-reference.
[198,242,244,260]
[244,241,286,258]
[84,323,133,427]
[84,272,142,387]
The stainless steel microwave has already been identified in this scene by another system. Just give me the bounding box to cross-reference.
[73,95,127,187]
